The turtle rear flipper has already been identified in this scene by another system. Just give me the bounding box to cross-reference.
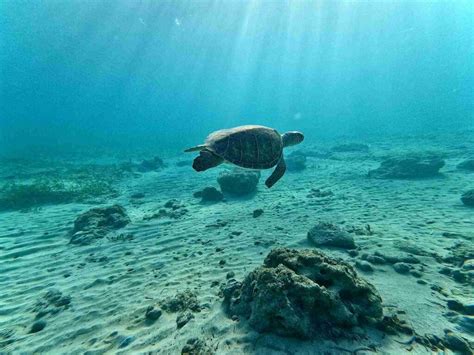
[184,145,206,153]
[193,150,224,172]
[265,158,286,188]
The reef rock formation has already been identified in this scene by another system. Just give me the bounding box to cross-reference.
[217,169,260,196]
[70,205,130,245]
[368,155,445,179]
[222,248,383,339]
[461,189,474,207]
[307,222,356,249]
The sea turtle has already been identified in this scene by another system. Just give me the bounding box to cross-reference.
[184,125,304,188]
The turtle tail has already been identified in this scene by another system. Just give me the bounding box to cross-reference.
[184,145,206,153]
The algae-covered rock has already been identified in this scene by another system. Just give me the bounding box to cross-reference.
[70,205,130,245]
[222,248,383,339]
[307,222,356,249]
[369,155,445,179]
[217,169,260,196]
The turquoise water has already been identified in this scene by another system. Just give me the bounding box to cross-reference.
[0,1,473,354]
[1,1,472,155]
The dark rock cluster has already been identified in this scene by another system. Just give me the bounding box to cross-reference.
[144,199,188,220]
[70,205,130,245]
[222,248,383,339]
[217,169,260,196]
[160,290,202,329]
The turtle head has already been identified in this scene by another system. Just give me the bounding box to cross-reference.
[282,131,304,148]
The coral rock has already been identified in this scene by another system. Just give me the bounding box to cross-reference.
[222,248,383,339]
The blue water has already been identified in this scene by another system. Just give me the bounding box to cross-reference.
[1,1,472,156]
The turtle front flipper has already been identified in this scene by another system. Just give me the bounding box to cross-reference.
[265,157,286,188]
[192,149,224,172]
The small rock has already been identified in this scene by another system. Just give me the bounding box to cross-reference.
[457,159,474,171]
[194,187,223,202]
[307,222,356,249]
[439,266,453,275]
[461,190,474,207]
[409,270,422,278]
[393,262,410,274]
[145,306,162,321]
[462,259,474,271]
[366,255,386,265]
[252,209,264,218]
[286,154,306,171]
[355,260,374,272]
[137,156,165,172]
[130,192,145,199]
[226,271,235,279]
[219,260,226,266]
[30,320,46,333]
[177,312,194,329]
[444,331,473,354]
[368,155,444,179]
[118,335,135,348]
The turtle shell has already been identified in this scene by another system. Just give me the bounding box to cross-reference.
[206,125,283,169]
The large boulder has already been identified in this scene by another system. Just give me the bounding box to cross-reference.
[368,155,445,179]
[307,222,356,249]
[70,205,130,245]
[222,248,383,339]
[217,169,260,196]
[461,190,474,207]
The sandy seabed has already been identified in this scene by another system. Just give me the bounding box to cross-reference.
[0,130,473,354]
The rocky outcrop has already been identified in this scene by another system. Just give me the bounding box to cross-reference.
[70,205,130,245]
[222,248,383,339]
[369,155,445,179]
[307,222,356,249]
[217,169,260,196]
